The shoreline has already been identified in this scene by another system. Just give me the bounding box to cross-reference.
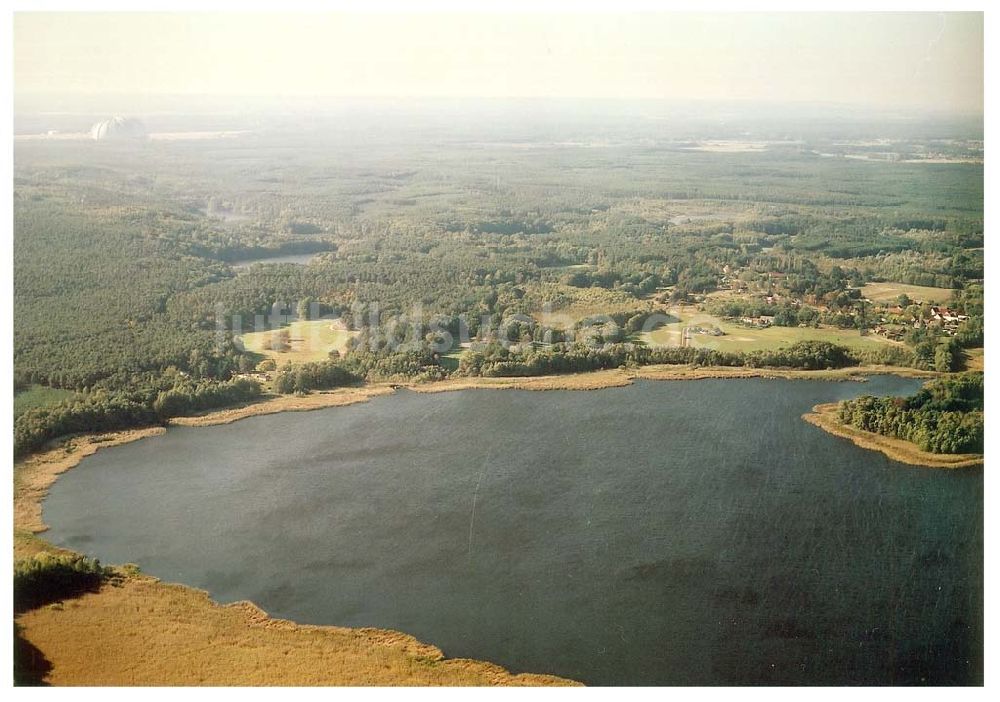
[169,385,397,427]
[12,363,947,685]
[167,363,943,429]
[13,429,577,686]
[802,402,983,469]
[15,427,168,538]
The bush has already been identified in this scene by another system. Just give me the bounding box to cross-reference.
[14,553,109,612]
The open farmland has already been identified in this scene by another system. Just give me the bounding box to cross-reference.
[641,308,904,353]
[861,282,956,304]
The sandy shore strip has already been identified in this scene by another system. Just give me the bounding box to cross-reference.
[169,385,396,427]
[167,364,940,429]
[411,363,940,394]
[802,402,983,469]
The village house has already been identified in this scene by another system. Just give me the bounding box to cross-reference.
[930,306,968,323]
[739,316,773,328]
[872,325,906,341]
[235,372,271,382]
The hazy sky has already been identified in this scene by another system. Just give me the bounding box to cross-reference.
[13,12,984,113]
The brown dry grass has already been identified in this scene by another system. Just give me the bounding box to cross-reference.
[802,402,983,469]
[17,576,574,686]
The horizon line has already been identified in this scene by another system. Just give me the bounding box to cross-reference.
[13,93,985,116]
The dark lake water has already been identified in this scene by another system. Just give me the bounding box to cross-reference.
[229,253,319,269]
[44,376,983,685]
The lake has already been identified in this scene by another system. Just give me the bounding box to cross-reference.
[43,376,983,685]
[230,253,319,269]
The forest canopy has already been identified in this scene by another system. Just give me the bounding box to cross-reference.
[13,118,984,456]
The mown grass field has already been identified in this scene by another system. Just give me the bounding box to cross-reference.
[640,310,902,353]
[14,385,76,418]
[239,320,359,365]
[861,282,955,304]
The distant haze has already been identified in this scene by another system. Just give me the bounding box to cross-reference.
[14,12,983,115]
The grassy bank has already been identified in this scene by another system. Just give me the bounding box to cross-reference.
[802,402,983,469]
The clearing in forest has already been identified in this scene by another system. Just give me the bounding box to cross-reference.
[861,282,955,305]
[239,319,359,365]
[640,310,903,353]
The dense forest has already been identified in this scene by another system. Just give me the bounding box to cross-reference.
[838,373,984,454]
[12,111,984,456]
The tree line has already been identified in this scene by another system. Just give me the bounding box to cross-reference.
[14,376,262,457]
